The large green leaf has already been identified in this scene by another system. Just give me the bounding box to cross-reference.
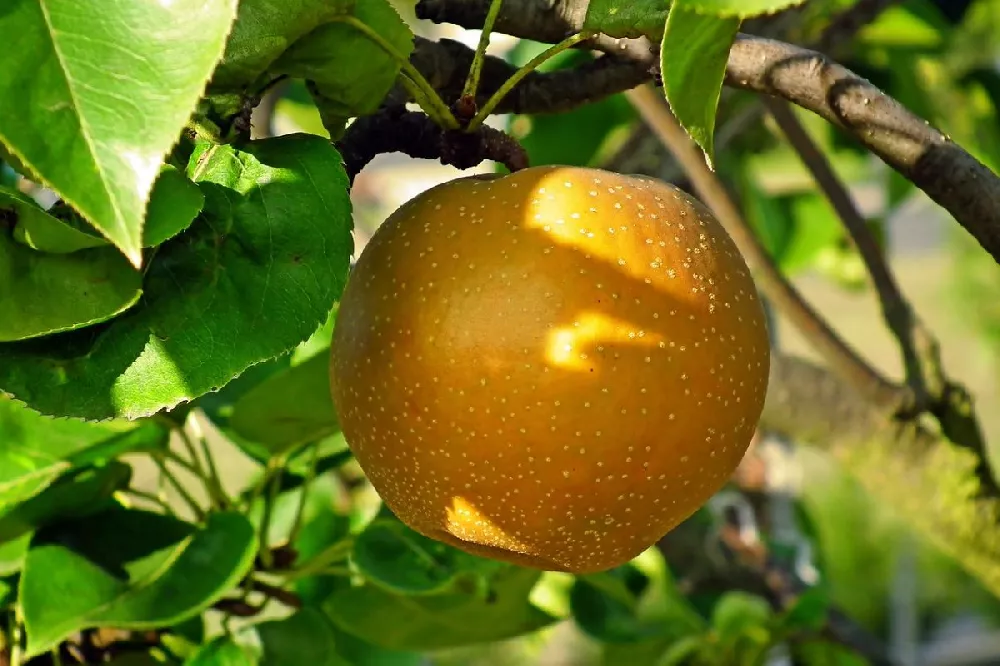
[229,349,339,454]
[275,0,414,121]
[211,0,355,91]
[324,566,556,650]
[660,5,741,169]
[0,133,353,420]
[20,507,257,658]
[0,0,239,265]
[0,396,164,511]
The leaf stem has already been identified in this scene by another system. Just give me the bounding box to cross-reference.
[285,538,355,581]
[189,411,230,509]
[462,0,505,100]
[257,460,284,570]
[287,443,320,546]
[120,487,174,514]
[468,30,596,130]
[333,15,459,129]
[152,454,205,522]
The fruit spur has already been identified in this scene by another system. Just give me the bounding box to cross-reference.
[330,165,770,573]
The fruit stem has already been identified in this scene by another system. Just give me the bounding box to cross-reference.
[467,30,596,130]
[333,16,460,130]
[461,0,505,101]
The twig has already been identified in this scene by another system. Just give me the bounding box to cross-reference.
[625,83,905,412]
[250,578,303,610]
[287,442,320,546]
[762,97,942,412]
[188,412,230,509]
[151,455,205,521]
[336,108,529,182]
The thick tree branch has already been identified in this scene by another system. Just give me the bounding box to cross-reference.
[625,83,906,413]
[414,0,1000,266]
[763,354,1000,602]
[724,35,1000,266]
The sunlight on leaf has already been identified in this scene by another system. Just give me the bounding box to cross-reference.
[0,0,238,265]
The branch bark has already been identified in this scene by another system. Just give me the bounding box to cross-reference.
[763,354,1000,601]
[762,97,943,411]
[413,0,1000,266]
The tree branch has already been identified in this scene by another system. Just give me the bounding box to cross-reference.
[762,96,943,411]
[335,108,528,182]
[625,83,906,413]
[413,0,1000,266]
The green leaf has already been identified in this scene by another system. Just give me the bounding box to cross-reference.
[21,507,257,658]
[0,576,14,609]
[0,133,353,420]
[324,566,556,650]
[0,534,29,576]
[710,591,773,640]
[0,396,163,511]
[251,608,351,666]
[779,587,830,633]
[7,193,107,254]
[186,636,258,666]
[0,461,131,544]
[571,565,661,643]
[0,0,239,265]
[0,188,143,342]
[582,0,670,40]
[660,6,741,170]
[673,0,807,18]
[328,628,426,666]
[142,166,206,248]
[351,518,501,597]
[12,167,205,253]
[229,350,339,454]
[211,0,355,91]
[274,0,414,119]
[656,635,706,666]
